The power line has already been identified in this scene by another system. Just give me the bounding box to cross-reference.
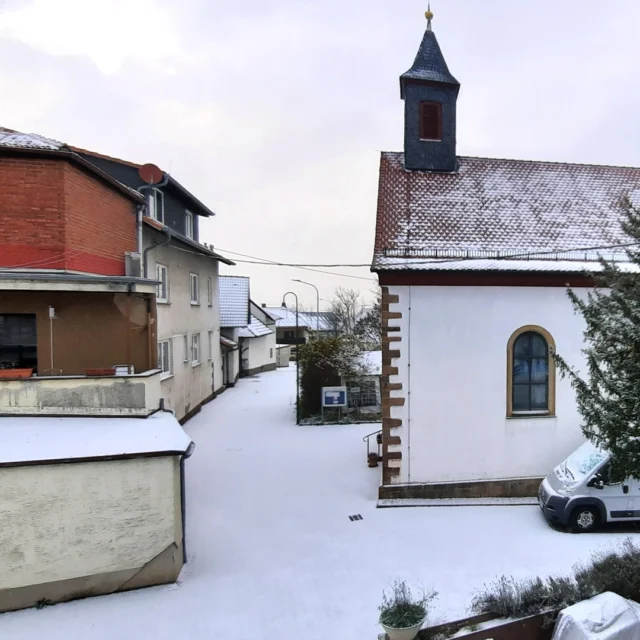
[215,241,640,269]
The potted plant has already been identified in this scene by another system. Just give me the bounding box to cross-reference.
[379,581,437,640]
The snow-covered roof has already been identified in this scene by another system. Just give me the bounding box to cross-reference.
[219,276,250,328]
[373,257,640,273]
[238,316,274,338]
[220,336,238,348]
[373,152,640,272]
[0,411,192,465]
[0,127,64,151]
[263,307,334,331]
[359,350,382,375]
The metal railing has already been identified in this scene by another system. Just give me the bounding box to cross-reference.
[363,429,383,466]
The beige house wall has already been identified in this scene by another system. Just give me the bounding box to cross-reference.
[0,456,183,612]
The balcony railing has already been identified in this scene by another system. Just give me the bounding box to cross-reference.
[0,370,163,417]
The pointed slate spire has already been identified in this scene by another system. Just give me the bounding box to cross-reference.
[401,6,460,172]
[400,6,459,99]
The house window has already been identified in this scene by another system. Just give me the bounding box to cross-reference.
[507,326,556,417]
[0,314,37,370]
[419,101,442,141]
[190,273,199,305]
[185,211,194,239]
[284,330,294,339]
[191,333,201,365]
[156,264,169,303]
[158,339,173,378]
[208,330,213,360]
[148,189,164,223]
[207,277,213,307]
[183,335,189,363]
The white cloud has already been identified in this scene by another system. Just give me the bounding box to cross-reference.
[0,0,182,74]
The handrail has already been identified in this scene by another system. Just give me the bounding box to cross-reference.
[362,429,382,443]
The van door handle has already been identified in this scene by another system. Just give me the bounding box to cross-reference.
[623,485,629,494]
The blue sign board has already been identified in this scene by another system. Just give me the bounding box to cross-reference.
[322,386,347,407]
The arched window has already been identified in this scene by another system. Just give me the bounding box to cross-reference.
[420,101,442,141]
[507,326,556,417]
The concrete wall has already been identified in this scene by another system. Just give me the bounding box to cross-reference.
[0,456,183,612]
[147,233,222,421]
[387,285,588,485]
[240,332,277,376]
[2,290,156,376]
[0,371,161,417]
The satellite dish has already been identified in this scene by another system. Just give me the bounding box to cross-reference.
[139,163,164,185]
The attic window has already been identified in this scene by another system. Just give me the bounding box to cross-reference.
[420,102,442,141]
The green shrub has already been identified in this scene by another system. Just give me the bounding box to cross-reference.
[379,581,437,629]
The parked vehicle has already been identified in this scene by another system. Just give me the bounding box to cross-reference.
[539,441,639,533]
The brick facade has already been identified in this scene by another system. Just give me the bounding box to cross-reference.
[0,157,138,276]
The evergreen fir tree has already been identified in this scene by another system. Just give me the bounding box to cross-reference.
[555,199,640,480]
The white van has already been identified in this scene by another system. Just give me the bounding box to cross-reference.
[539,441,639,532]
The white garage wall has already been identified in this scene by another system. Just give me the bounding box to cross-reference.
[388,285,589,485]
[0,457,181,590]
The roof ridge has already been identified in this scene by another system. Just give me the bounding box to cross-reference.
[382,151,640,172]
[69,145,144,169]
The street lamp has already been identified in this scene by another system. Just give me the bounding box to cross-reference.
[282,291,300,425]
[292,279,320,333]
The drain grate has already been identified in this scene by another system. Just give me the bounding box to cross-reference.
[349,514,363,522]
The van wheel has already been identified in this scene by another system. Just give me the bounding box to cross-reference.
[569,506,599,533]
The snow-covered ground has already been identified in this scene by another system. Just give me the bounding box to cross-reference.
[0,366,635,639]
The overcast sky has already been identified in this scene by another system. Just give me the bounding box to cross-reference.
[2,0,640,309]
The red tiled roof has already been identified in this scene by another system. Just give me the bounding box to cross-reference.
[372,152,640,271]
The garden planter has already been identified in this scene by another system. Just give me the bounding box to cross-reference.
[0,368,33,379]
[380,618,425,640]
[368,453,380,468]
[84,368,116,377]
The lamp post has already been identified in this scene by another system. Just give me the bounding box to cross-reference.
[292,279,320,333]
[282,291,300,424]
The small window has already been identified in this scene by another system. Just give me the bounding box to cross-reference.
[191,333,200,365]
[207,277,213,307]
[190,273,199,305]
[208,330,213,360]
[158,339,173,378]
[156,264,169,303]
[420,101,442,141]
[183,335,189,363]
[0,314,37,370]
[507,326,556,417]
[148,189,165,223]
[185,211,194,239]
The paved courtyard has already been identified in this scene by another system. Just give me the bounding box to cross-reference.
[0,366,634,639]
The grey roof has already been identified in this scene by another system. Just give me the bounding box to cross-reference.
[219,276,250,328]
[238,316,274,339]
[400,28,459,96]
[373,152,640,271]
[0,127,64,151]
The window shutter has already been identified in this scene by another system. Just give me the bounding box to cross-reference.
[420,102,442,140]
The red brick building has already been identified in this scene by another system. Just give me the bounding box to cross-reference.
[0,127,141,276]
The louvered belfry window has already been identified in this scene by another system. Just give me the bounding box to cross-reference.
[420,101,442,141]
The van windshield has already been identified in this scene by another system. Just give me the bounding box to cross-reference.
[563,441,607,483]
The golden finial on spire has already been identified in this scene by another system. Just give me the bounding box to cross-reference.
[425,2,434,31]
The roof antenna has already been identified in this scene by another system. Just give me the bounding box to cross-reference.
[425,2,434,31]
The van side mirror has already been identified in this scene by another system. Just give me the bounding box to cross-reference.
[588,475,604,489]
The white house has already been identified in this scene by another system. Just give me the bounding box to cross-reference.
[219,276,250,385]
[238,301,277,376]
[371,11,640,500]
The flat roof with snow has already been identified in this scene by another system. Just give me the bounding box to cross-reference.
[0,411,192,466]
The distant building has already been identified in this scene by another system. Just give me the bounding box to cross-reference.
[238,301,277,376]
[372,12,640,500]
[218,275,250,385]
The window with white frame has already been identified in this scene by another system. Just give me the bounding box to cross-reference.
[148,189,164,223]
[185,211,194,239]
[183,335,189,363]
[207,277,213,307]
[208,330,213,360]
[190,273,199,305]
[156,264,169,303]
[158,339,173,378]
[191,332,200,365]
